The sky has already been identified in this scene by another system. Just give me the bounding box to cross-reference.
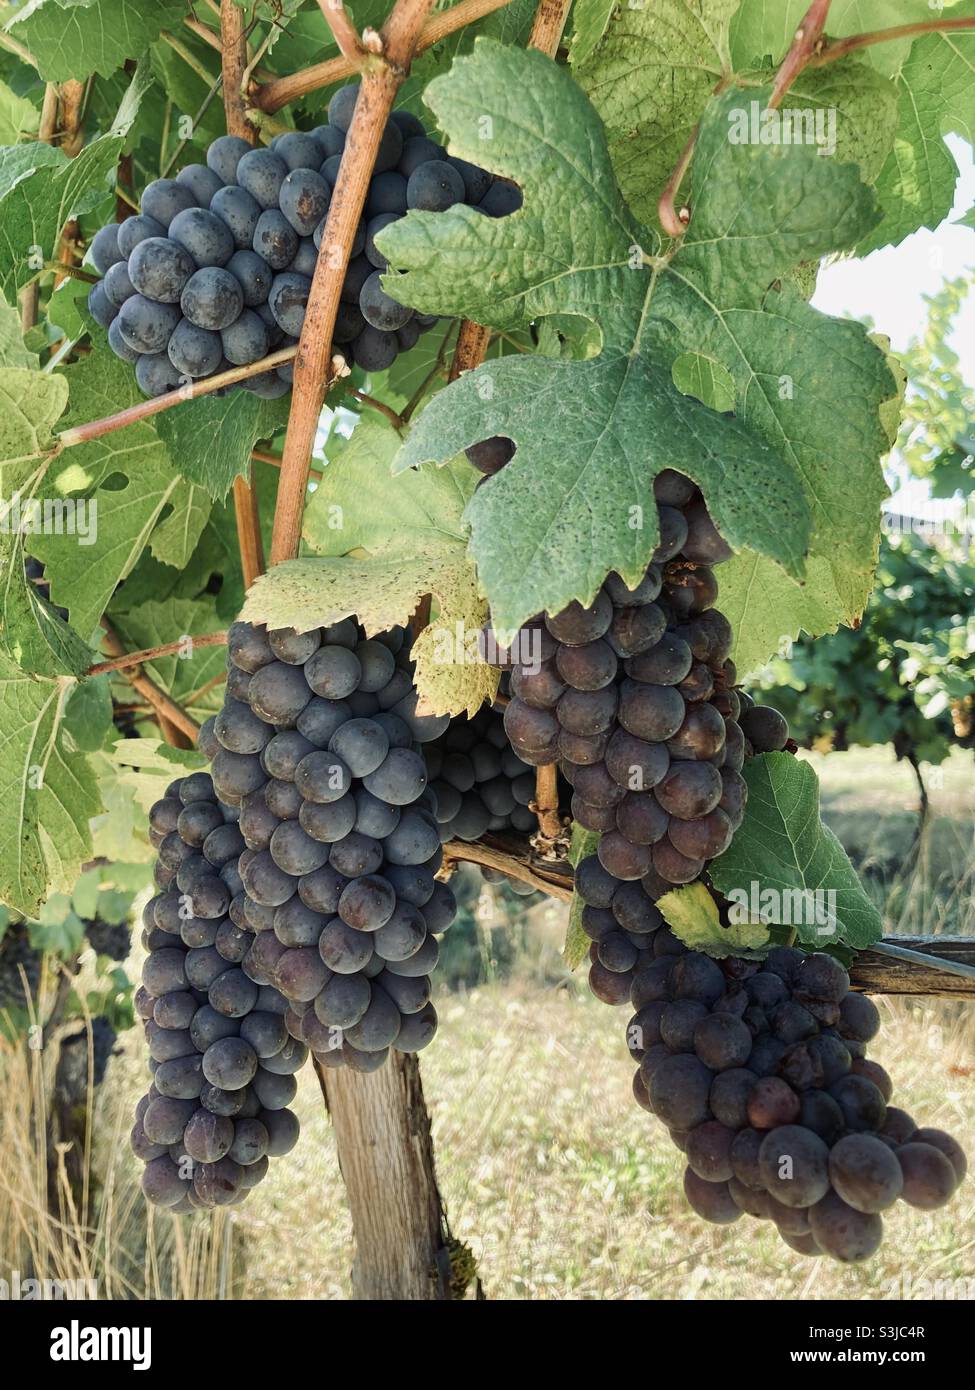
[814,136,975,519]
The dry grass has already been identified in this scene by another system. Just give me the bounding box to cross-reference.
[0,748,972,1300]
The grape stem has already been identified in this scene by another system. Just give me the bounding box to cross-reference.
[254,0,516,113]
[221,0,266,591]
[531,763,566,845]
[347,389,406,431]
[56,348,298,447]
[317,0,370,67]
[269,0,438,566]
[809,15,975,65]
[252,447,323,482]
[87,630,227,676]
[98,622,199,746]
[769,0,833,110]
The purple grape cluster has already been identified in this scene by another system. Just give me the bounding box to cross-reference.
[497,470,783,896]
[422,704,541,844]
[132,772,301,1212]
[85,87,519,397]
[612,939,968,1259]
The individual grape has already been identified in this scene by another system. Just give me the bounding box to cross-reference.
[185,945,229,991]
[229,1118,270,1167]
[103,259,135,306]
[118,295,181,354]
[117,214,166,259]
[168,206,235,269]
[127,352,180,401]
[176,800,224,847]
[693,1013,752,1071]
[912,1128,966,1186]
[180,266,244,331]
[683,1169,740,1224]
[739,705,789,753]
[273,896,326,947]
[606,603,666,660]
[596,831,652,882]
[681,501,733,564]
[896,1142,958,1209]
[248,661,313,726]
[829,1074,886,1132]
[649,1054,713,1129]
[107,316,140,362]
[667,702,726,761]
[299,795,357,844]
[850,1057,892,1102]
[303,644,360,699]
[319,918,374,974]
[360,747,427,807]
[652,505,689,562]
[625,633,693,687]
[837,991,881,1043]
[350,324,395,371]
[141,1154,189,1208]
[448,155,492,204]
[264,778,303,819]
[344,985,401,1051]
[194,1157,245,1207]
[338,875,396,931]
[168,318,222,377]
[274,130,328,172]
[211,749,266,803]
[183,1109,234,1163]
[405,159,464,212]
[260,1035,308,1076]
[207,134,251,184]
[808,1190,883,1262]
[668,808,733,861]
[141,178,197,229]
[358,268,413,332]
[479,179,523,217]
[176,162,223,207]
[686,1121,736,1183]
[828,1133,904,1213]
[269,820,330,876]
[653,761,722,820]
[617,681,685,743]
[758,1125,830,1208]
[327,829,382,877]
[202,1036,258,1090]
[747,1076,800,1129]
[240,850,297,908]
[352,641,395,694]
[217,309,267,367]
[249,208,298,270]
[237,148,289,209]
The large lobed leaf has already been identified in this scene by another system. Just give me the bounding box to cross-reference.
[6,0,190,82]
[382,44,895,653]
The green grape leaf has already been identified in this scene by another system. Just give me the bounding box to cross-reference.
[671,351,736,412]
[659,880,770,958]
[570,0,737,224]
[154,391,290,502]
[0,61,148,301]
[62,673,113,752]
[956,204,975,228]
[251,417,497,717]
[0,657,101,915]
[29,891,86,957]
[383,47,892,641]
[0,302,39,369]
[110,736,205,813]
[0,79,38,145]
[707,752,884,949]
[858,24,975,255]
[0,366,67,493]
[7,0,191,82]
[150,480,212,570]
[564,823,600,969]
[111,597,227,716]
[31,446,182,643]
[88,750,154,862]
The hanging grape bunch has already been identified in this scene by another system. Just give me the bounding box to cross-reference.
[422,704,547,844]
[132,616,461,1208]
[86,84,520,397]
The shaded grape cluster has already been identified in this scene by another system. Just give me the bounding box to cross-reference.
[86,86,520,397]
[496,469,778,901]
[605,937,968,1259]
[132,770,302,1212]
[422,704,542,844]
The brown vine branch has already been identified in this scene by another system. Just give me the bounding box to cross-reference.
[317,0,369,65]
[769,0,833,110]
[88,630,227,676]
[99,623,199,746]
[527,0,571,57]
[658,125,699,239]
[809,15,975,67]
[347,389,406,430]
[531,763,565,843]
[219,0,258,142]
[269,0,437,566]
[57,346,297,447]
[255,0,514,112]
